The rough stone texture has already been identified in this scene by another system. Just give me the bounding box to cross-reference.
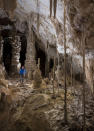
[25,29,36,79]
[0,0,94,89]
[66,0,94,89]
[0,80,94,131]
[33,68,42,88]
[11,36,21,74]
[14,0,94,89]
[0,0,94,88]
[66,0,94,50]
[0,1,94,131]
[0,64,6,79]
[0,0,16,18]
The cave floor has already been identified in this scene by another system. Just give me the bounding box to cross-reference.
[0,78,94,131]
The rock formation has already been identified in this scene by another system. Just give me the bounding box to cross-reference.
[0,0,94,131]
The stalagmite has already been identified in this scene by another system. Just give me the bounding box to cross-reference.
[64,0,67,124]
[33,67,42,88]
[38,58,40,69]
[37,0,40,34]
[52,57,56,98]
[71,54,73,92]
[57,57,60,96]
[92,66,94,94]
[82,24,86,131]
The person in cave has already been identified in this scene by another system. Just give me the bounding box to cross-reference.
[19,66,26,84]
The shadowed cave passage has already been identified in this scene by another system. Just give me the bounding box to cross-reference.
[49,58,54,72]
[2,30,12,74]
[35,42,46,77]
[3,38,12,74]
[19,35,27,67]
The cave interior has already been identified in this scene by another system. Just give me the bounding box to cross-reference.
[19,34,27,67]
[1,29,12,74]
[35,41,46,77]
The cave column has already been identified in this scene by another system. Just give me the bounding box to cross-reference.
[45,42,50,77]
[0,36,4,64]
[25,29,36,79]
[45,56,50,77]
[11,36,21,74]
[0,35,2,63]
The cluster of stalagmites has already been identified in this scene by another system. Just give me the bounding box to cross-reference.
[0,65,94,131]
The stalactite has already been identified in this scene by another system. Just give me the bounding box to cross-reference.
[50,0,52,17]
[50,0,57,18]
[64,0,67,124]
[71,54,73,89]
[54,0,57,18]
[37,0,40,34]
[82,24,86,131]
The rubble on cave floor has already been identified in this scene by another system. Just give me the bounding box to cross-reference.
[0,77,94,131]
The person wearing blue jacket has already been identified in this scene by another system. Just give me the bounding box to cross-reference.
[19,66,26,84]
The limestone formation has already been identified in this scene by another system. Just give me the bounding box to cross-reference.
[0,0,94,131]
[33,68,42,88]
[11,36,21,74]
[0,0,16,18]
[0,64,5,78]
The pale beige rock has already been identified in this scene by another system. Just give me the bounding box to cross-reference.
[0,0,16,12]
[33,68,42,88]
[0,79,9,88]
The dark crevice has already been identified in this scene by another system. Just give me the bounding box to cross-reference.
[49,58,54,72]
[2,37,12,74]
[19,35,27,67]
[35,41,46,77]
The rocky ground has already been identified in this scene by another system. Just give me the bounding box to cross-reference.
[0,77,94,131]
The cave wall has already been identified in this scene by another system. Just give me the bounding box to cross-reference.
[0,0,16,13]
[66,0,94,89]
[0,0,94,88]
[66,0,94,50]
[15,0,94,88]
[14,0,81,79]
[0,8,22,75]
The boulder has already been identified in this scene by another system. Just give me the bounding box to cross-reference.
[13,94,52,131]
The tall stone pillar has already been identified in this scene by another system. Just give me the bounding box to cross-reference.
[25,29,36,79]
[11,36,21,75]
[0,36,2,63]
[45,42,50,77]
[0,37,4,64]
[45,56,50,77]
